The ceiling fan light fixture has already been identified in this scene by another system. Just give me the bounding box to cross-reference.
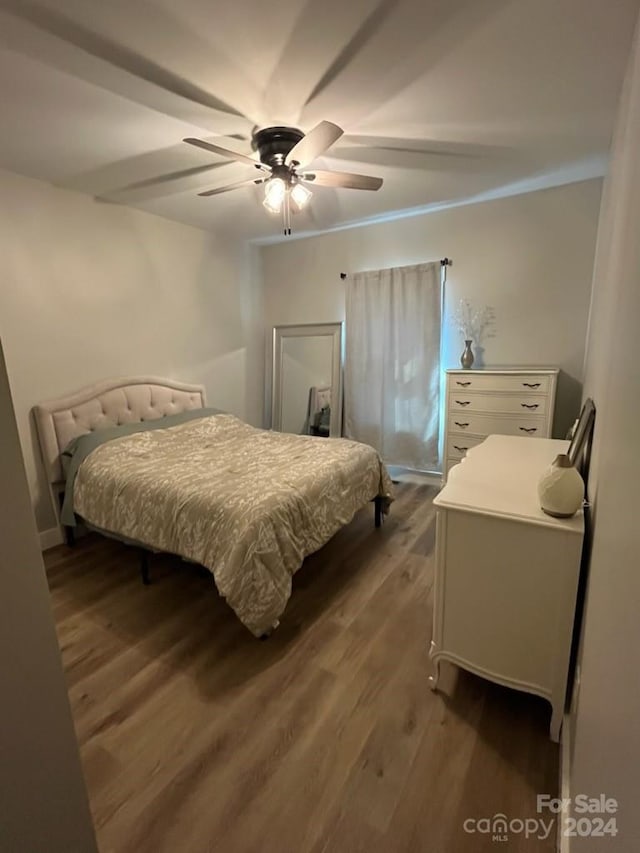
[184,123,381,236]
[291,182,312,210]
[263,177,287,213]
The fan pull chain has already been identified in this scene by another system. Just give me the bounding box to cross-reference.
[283,191,292,236]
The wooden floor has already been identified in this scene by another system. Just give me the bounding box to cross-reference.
[45,483,558,853]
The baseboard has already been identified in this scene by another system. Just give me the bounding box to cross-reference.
[559,712,571,853]
[40,526,63,551]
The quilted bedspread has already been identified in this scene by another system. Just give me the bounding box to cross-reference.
[72,414,393,635]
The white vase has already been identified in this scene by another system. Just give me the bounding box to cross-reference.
[537,454,584,518]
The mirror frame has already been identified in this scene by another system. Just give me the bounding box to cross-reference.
[271,322,343,437]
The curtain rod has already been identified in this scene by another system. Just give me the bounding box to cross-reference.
[339,258,452,279]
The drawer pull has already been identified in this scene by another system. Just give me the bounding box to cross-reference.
[522,382,541,388]
[519,427,537,433]
[454,400,471,406]
[454,421,469,428]
[455,380,471,387]
[520,403,539,409]
[453,445,469,453]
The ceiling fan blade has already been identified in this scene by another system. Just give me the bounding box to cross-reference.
[285,121,344,167]
[184,137,269,171]
[301,170,383,191]
[198,177,268,197]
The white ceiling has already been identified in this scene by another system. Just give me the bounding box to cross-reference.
[0,0,637,242]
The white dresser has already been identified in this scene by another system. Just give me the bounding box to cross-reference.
[430,434,584,741]
[443,368,559,480]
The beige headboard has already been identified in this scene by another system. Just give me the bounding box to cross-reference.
[34,376,206,485]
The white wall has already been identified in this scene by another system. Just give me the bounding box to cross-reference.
[0,339,97,853]
[0,168,264,534]
[568,12,640,852]
[261,180,603,441]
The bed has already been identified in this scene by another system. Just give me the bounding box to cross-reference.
[34,376,393,636]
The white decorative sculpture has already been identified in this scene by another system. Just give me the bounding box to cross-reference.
[537,453,584,518]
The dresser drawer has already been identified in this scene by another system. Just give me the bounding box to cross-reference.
[448,392,548,416]
[448,373,551,394]
[447,434,486,459]
[447,411,546,438]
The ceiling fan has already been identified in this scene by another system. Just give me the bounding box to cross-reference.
[183,121,383,235]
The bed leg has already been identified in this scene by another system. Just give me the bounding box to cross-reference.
[374,495,383,529]
[140,549,151,586]
[58,490,76,547]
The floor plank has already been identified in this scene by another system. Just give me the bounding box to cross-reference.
[44,483,558,853]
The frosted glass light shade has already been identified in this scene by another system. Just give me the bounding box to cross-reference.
[538,454,584,518]
[291,182,312,209]
[263,178,286,213]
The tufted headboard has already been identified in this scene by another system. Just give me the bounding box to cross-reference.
[34,376,206,485]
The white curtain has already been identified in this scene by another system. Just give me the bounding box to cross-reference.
[344,262,442,469]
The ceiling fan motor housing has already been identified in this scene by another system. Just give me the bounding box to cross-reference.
[252,126,304,167]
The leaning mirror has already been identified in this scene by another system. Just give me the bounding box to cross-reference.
[272,323,343,438]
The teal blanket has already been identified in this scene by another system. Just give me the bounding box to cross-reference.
[60,408,223,527]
